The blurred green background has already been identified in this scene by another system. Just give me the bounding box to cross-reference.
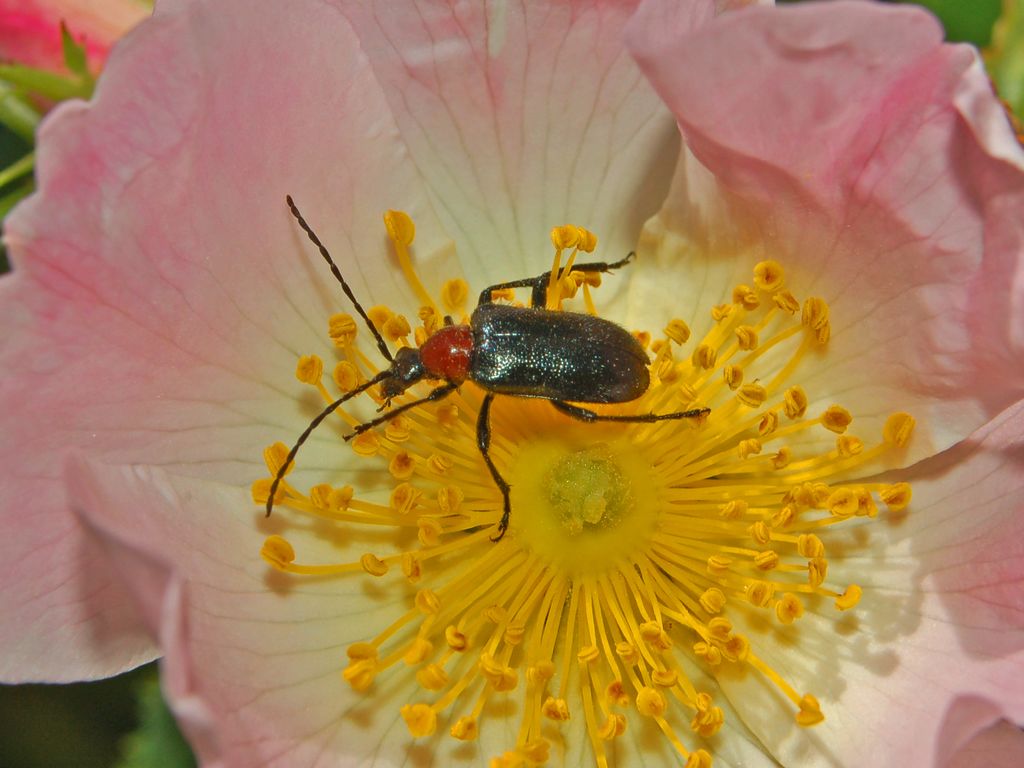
[0,1,1014,766]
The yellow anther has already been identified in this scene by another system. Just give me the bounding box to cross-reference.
[796,694,825,726]
[445,625,468,652]
[719,499,747,520]
[606,679,630,707]
[528,661,554,684]
[332,361,359,391]
[417,517,442,547]
[577,645,600,664]
[403,637,433,665]
[664,318,691,345]
[801,297,830,330]
[504,622,526,645]
[350,431,380,456]
[652,668,678,687]
[749,521,772,546]
[711,303,733,322]
[693,343,717,369]
[367,304,393,331]
[485,605,508,624]
[772,447,792,468]
[635,687,667,718]
[732,283,760,309]
[295,354,323,385]
[418,304,442,331]
[633,330,651,349]
[328,313,358,346]
[738,438,762,459]
[827,487,858,518]
[346,642,378,660]
[263,442,291,475]
[723,634,748,662]
[401,552,421,583]
[441,278,468,311]
[773,289,800,313]
[550,224,580,250]
[360,553,389,577]
[400,703,436,737]
[821,405,852,433]
[384,209,415,245]
[754,550,779,570]
[746,580,776,607]
[415,589,441,615]
[388,450,416,479]
[685,749,713,768]
[699,587,727,614]
[797,534,825,558]
[693,642,722,665]
[542,697,570,721]
[437,485,464,513]
[435,402,459,427]
[385,416,412,443]
[880,482,912,511]
[835,584,863,610]
[383,313,412,342]
[776,593,804,624]
[342,658,378,692]
[707,555,732,573]
[522,739,550,764]
[450,716,479,741]
[249,479,268,502]
[770,505,795,528]
[329,485,354,510]
[691,704,725,737]
[598,714,627,740]
[260,535,295,570]
[837,435,864,456]
[884,412,916,446]
[426,453,452,474]
[707,617,732,641]
[575,227,597,252]
[614,642,639,665]
[309,484,332,509]
[808,557,828,587]
[784,385,808,419]
[723,364,744,389]
[735,325,758,350]
[389,483,419,514]
[736,383,768,407]
[416,663,448,690]
[754,260,785,291]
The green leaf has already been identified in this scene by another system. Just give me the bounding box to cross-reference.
[61,21,92,81]
[0,63,91,101]
[0,84,41,143]
[115,677,197,768]
[0,151,34,189]
[987,0,1024,119]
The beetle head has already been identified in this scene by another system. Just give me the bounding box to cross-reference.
[382,347,426,400]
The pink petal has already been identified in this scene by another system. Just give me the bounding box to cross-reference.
[946,717,1024,768]
[336,0,682,274]
[0,0,451,679]
[716,400,1024,766]
[627,0,1024,462]
[64,454,489,766]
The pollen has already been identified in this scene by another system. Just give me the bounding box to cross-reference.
[257,218,916,767]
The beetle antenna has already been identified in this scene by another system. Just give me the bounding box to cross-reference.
[266,369,391,517]
[286,195,394,363]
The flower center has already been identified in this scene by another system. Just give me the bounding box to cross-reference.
[255,212,914,768]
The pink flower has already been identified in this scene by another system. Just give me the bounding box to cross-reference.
[0,0,149,72]
[2,0,1023,765]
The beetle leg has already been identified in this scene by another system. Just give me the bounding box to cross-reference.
[344,381,458,439]
[478,252,636,308]
[477,392,513,541]
[549,399,710,424]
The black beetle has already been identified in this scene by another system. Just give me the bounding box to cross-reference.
[267,196,709,540]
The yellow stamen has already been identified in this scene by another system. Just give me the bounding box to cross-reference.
[258,218,915,766]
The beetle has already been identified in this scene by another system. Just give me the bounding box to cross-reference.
[267,195,709,541]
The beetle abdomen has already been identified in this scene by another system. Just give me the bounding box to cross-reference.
[470,302,650,403]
